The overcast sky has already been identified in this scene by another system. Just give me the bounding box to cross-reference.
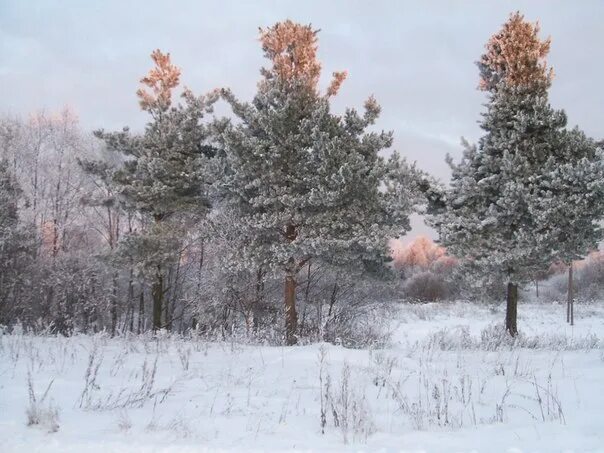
[1,0,602,239]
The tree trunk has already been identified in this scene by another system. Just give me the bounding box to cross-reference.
[252,267,264,333]
[567,263,574,326]
[52,218,60,258]
[166,257,182,332]
[300,261,312,335]
[284,224,299,345]
[127,268,135,333]
[316,289,323,342]
[152,264,163,331]
[535,280,539,298]
[127,215,135,333]
[138,288,145,334]
[110,271,118,336]
[164,267,172,332]
[505,282,518,337]
[284,270,298,345]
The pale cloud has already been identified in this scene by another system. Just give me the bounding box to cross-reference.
[1,0,602,239]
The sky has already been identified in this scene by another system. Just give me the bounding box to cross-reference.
[1,0,603,239]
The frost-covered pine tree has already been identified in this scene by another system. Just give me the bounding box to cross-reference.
[430,12,604,335]
[218,21,423,345]
[534,128,604,325]
[0,159,34,324]
[95,50,218,330]
[0,159,19,232]
[78,155,127,336]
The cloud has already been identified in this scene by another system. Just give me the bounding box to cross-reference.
[1,0,602,238]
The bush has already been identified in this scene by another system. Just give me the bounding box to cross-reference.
[403,271,452,302]
[26,372,60,433]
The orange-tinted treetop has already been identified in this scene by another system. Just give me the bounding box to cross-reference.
[136,49,181,112]
[259,20,347,97]
[479,12,553,92]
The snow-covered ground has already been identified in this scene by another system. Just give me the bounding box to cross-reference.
[1,301,604,452]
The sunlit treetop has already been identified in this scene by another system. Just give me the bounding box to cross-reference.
[478,12,553,93]
[136,49,181,113]
[258,20,347,97]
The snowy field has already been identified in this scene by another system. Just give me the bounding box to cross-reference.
[1,301,604,453]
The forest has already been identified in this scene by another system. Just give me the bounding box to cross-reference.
[2,14,602,344]
[1,9,604,452]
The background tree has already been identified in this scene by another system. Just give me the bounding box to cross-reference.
[218,20,424,345]
[78,150,129,335]
[534,129,604,325]
[0,160,35,325]
[95,50,219,330]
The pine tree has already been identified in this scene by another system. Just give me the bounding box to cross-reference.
[535,128,604,325]
[78,156,126,336]
[0,160,34,324]
[218,21,423,345]
[95,50,218,331]
[430,12,604,336]
[0,160,19,231]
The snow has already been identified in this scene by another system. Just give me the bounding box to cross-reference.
[1,301,604,452]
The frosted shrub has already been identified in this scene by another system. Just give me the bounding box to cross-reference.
[403,270,452,302]
[321,299,393,349]
[479,324,520,351]
[26,372,60,433]
[423,323,602,352]
[479,324,601,351]
[117,410,132,431]
[405,303,436,321]
[78,337,104,409]
[425,326,475,351]
[318,352,375,443]
[93,356,172,410]
[176,342,192,371]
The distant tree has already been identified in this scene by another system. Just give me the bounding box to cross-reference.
[0,160,34,324]
[390,236,458,301]
[95,50,219,331]
[1,110,97,331]
[0,160,20,231]
[540,131,604,325]
[391,236,448,272]
[430,12,604,335]
[78,153,127,335]
[0,116,22,173]
[218,21,424,345]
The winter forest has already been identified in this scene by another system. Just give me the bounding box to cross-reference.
[1,3,604,452]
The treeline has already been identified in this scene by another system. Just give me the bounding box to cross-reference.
[0,105,407,345]
[1,14,602,344]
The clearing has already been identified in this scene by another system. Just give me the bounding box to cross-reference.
[1,301,603,452]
